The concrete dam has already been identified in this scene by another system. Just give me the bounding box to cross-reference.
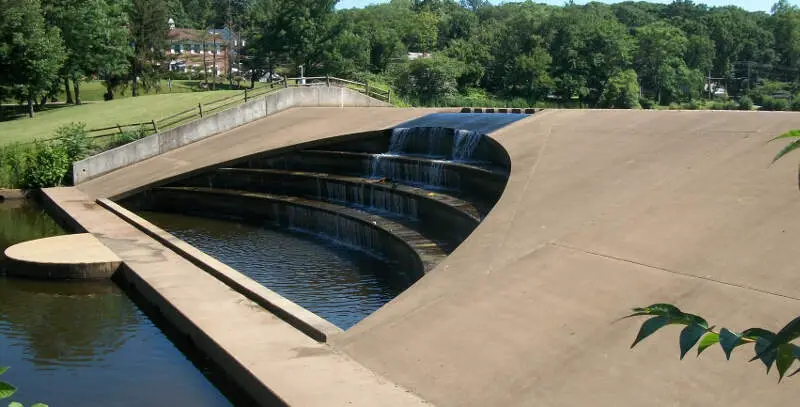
[6,86,800,406]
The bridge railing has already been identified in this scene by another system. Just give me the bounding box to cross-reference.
[284,76,392,104]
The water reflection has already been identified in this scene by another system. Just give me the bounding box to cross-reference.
[0,279,138,369]
[0,201,234,406]
[141,211,419,329]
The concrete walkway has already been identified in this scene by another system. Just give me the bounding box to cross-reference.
[77,107,444,199]
[41,187,428,406]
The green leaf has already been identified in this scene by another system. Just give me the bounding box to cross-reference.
[8,401,23,407]
[676,313,709,329]
[719,328,745,360]
[0,368,7,376]
[776,344,796,382]
[631,315,671,348]
[769,129,800,143]
[680,324,707,359]
[0,381,16,399]
[697,332,720,356]
[753,337,778,373]
[31,403,49,407]
[755,316,800,359]
[772,137,800,164]
[629,303,683,317]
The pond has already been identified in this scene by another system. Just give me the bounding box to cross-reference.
[0,200,240,406]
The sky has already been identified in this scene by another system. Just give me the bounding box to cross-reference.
[335,0,797,12]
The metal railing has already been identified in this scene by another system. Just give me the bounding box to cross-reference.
[283,76,392,103]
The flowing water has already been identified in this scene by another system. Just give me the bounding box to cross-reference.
[0,201,238,407]
[140,211,418,329]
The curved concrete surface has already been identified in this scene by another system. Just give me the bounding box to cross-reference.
[70,107,800,406]
[4,233,121,279]
[334,110,800,407]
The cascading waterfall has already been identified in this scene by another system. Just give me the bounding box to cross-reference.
[282,205,382,255]
[368,156,459,190]
[318,180,419,220]
[388,128,412,154]
[452,130,482,161]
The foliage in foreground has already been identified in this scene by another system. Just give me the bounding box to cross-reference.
[627,304,800,381]
[0,122,95,189]
[0,367,47,407]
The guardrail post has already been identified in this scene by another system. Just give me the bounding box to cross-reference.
[117,124,123,134]
[387,89,391,104]
[151,119,159,134]
[365,80,370,96]
[244,89,248,102]
[283,78,288,88]
[198,103,203,118]
[326,75,330,87]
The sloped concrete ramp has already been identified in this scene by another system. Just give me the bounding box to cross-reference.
[334,109,800,407]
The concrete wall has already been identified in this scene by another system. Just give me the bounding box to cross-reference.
[73,86,391,184]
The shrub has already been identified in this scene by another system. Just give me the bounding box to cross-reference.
[684,100,701,110]
[639,97,655,109]
[791,98,800,112]
[20,142,71,188]
[760,96,789,111]
[738,96,753,111]
[54,122,93,162]
[108,125,150,149]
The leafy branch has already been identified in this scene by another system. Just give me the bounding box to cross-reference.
[627,304,800,382]
[0,367,48,407]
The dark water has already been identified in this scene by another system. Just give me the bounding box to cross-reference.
[140,211,416,329]
[0,201,234,407]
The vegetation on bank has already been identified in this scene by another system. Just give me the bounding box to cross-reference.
[0,90,240,146]
[7,0,800,119]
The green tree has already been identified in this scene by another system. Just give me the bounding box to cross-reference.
[636,21,688,104]
[598,69,640,108]
[261,0,336,75]
[130,0,168,96]
[0,0,66,117]
[42,0,131,104]
[393,54,463,104]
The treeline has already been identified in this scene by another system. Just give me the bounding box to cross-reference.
[306,0,800,108]
[4,0,800,116]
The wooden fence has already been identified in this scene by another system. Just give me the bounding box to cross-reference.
[17,76,391,148]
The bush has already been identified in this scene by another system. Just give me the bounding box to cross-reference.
[684,100,702,110]
[639,97,655,109]
[738,96,753,111]
[54,122,93,162]
[17,142,71,189]
[791,98,800,112]
[760,96,789,111]
[108,125,150,149]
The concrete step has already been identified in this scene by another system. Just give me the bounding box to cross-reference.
[140,186,451,271]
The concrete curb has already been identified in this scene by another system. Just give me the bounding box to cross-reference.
[97,198,343,342]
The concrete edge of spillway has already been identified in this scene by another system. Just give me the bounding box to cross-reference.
[96,198,343,343]
[38,186,431,407]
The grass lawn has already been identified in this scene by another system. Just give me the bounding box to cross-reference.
[0,90,243,146]
[54,79,258,102]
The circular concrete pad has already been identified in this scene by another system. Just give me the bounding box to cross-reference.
[4,233,121,280]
